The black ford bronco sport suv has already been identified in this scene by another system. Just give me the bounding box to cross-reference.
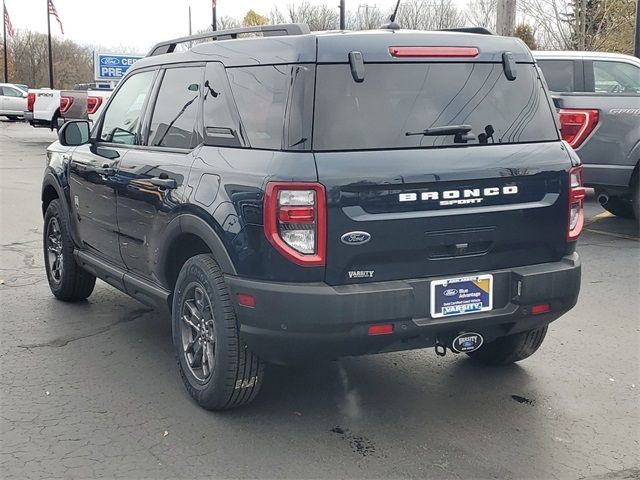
[42,24,582,410]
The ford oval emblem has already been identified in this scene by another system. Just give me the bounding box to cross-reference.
[443,288,458,297]
[451,332,484,353]
[341,231,371,246]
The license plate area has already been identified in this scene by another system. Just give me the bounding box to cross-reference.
[430,274,493,318]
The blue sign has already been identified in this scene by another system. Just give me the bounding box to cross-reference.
[94,53,144,82]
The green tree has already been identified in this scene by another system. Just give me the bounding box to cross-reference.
[243,10,269,27]
[514,24,538,50]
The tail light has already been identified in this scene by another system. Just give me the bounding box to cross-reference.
[59,95,73,114]
[27,93,36,112]
[567,166,585,242]
[559,109,599,148]
[264,182,326,266]
[87,95,103,115]
[389,46,479,58]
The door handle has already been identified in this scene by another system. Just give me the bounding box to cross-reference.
[147,177,177,189]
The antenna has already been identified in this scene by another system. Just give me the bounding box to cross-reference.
[381,0,402,30]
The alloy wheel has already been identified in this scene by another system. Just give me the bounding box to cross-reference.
[46,217,64,283]
[180,282,216,382]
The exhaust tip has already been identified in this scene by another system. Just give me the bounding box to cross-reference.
[597,192,609,206]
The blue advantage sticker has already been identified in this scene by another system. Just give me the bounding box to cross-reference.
[430,274,493,318]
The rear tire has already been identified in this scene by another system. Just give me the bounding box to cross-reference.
[632,182,639,223]
[43,199,96,301]
[466,327,548,365]
[600,195,634,219]
[172,254,264,410]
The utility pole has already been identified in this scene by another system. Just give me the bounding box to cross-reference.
[212,0,217,32]
[3,0,8,83]
[496,0,516,36]
[634,0,639,58]
[47,0,54,89]
[339,0,346,30]
[189,6,192,35]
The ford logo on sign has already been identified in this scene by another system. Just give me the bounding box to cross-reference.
[100,57,120,66]
[340,231,371,246]
[444,288,458,297]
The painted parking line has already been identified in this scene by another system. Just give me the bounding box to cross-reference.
[585,211,613,225]
[584,228,638,241]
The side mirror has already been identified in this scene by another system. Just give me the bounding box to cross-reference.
[59,120,90,147]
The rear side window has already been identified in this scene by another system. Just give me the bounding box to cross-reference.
[313,63,559,151]
[593,61,640,95]
[203,63,242,147]
[100,70,155,145]
[227,65,314,150]
[537,60,576,92]
[148,66,202,149]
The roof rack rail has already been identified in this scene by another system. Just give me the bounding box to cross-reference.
[440,27,496,35]
[147,23,311,57]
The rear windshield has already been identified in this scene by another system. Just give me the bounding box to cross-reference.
[313,63,559,151]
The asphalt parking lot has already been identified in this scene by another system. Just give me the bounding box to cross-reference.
[0,120,638,479]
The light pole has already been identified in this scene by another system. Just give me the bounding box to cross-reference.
[340,0,346,30]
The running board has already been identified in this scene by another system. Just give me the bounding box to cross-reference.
[74,250,171,310]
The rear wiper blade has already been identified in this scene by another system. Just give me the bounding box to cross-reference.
[405,124,476,143]
[405,124,473,137]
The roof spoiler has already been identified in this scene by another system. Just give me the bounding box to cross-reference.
[440,27,496,35]
[147,23,311,57]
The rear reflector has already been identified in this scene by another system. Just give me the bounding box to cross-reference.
[389,46,479,58]
[531,303,551,314]
[368,324,394,336]
[559,109,599,148]
[237,294,256,308]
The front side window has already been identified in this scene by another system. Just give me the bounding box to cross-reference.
[148,66,203,149]
[537,59,576,92]
[593,61,640,95]
[313,63,559,151]
[100,70,155,145]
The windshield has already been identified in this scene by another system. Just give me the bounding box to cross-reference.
[313,63,559,151]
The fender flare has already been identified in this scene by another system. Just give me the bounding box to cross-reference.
[157,213,237,287]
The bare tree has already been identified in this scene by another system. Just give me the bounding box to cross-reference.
[465,0,497,30]
[282,2,339,31]
[347,4,387,30]
[396,0,465,30]
[518,0,573,49]
[217,15,242,30]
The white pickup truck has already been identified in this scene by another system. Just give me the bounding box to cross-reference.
[24,87,111,130]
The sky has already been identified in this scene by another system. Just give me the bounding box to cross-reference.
[3,0,442,53]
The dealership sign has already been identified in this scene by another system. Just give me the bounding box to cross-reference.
[94,53,144,82]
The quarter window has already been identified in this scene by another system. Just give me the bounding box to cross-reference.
[100,71,155,145]
[593,61,640,95]
[203,63,242,148]
[537,60,576,92]
[148,67,203,149]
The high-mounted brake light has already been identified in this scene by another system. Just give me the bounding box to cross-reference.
[87,96,103,115]
[59,95,73,114]
[389,46,479,58]
[567,166,585,242]
[27,93,36,112]
[559,109,599,149]
[264,182,326,266]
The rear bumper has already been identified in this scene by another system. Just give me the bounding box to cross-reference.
[226,253,581,364]
[583,164,635,192]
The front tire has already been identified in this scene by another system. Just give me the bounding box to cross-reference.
[466,326,548,365]
[172,254,264,410]
[43,199,96,301]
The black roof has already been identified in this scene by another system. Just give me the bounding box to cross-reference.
[133,25,534,72]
